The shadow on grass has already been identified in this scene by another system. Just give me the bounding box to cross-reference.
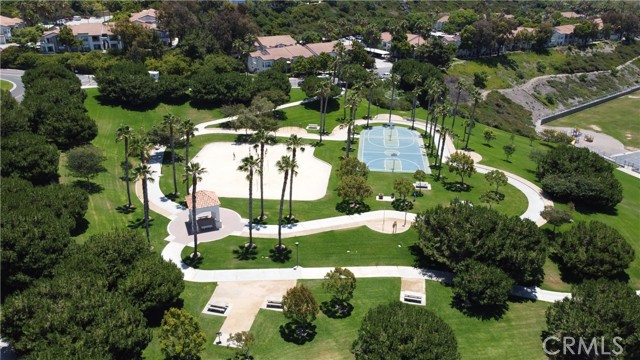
[95,94,160,111]
[336,200,371,215]
[442,181,472,192]
[269,246,292,263]
[279,322,317,345]
[128,217,154,229]
[451,296,509,320]
[70,218,90,237]
[233,244,259,261]
[72,180,104,194]
[482,143,493,148]
[320,299,353,319]
[116,205,136,214]
[182,254,203,269]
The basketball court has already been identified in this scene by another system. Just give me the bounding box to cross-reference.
[357,125,430,173]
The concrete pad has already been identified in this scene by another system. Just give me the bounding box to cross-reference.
[168,208,244,245]
[209,280,296,346]
[365,219,413,234]
[191,142,331,201]
[400,278,426,306]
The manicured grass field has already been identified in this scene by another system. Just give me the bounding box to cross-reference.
[547,91,640,149]
[0,79,14,91]
[289,87,308,102]
[245,279,548,360]
[182,226,418,270]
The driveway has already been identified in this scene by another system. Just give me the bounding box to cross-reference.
[0,68,24,101]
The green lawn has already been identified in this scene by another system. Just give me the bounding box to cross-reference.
[289,87,308,102]
[160,130,527,224]
[1,79,13,91]
[182,226,418,270]
[547,91,640,149]
[245,279,548,360]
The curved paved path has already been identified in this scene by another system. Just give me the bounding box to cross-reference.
[136,101,563,302]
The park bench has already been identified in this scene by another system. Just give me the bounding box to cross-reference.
[266,300,283,310]
[403,294,422,304]
[413,182,431,190]
[206,303,229,314]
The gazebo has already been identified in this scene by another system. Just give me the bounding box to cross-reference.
[185,190,222,232]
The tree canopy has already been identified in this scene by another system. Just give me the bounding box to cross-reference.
[160,308,206,360]
[414,203,546,285]
[536,145,622,209]
[543,280,640,359]
[282,284,319,326]
[66,144,107,181]
[453,260,514,311]
[322,267,357,303]
[1,132,59,185]
[95,60,158,107]
[352,302,461,360]
[557,221,634,279]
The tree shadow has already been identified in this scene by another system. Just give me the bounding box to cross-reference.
[128,217,154,230]
[233,244,259,261]
[69,217,90,237]
[116,205,136,214]
[235,134,253,144]
[269,246,292,263]
[451,296,509,320]
[335,200,370,215]
[442,181,472,192]
[482,143,493,148]
[279,322,317,345]
[284,215,300,225]
[181,254,203,269]
[274,110,287,120]
[72,180,104,194]
[320,298,353,319]
[94,94,160,112]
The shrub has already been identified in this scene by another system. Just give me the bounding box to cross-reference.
[473,71,488,88]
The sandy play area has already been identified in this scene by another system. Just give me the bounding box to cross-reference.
[190,142,331,200]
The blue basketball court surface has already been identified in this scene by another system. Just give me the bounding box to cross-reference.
[357,125,431,173]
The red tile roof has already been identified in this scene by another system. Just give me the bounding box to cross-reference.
[185,191,221,209]
[0,15,23,27]
[255,35,297,49]
[554,24,575,35]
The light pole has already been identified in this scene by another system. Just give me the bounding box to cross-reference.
[295,241,299,269]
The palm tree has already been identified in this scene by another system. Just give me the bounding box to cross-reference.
[331,41,346,84]
[344,90,362,158]
[285,135,305,221]
[129,131,152,164]
[450,80,466,138]
[407,73,422,130]
[363,70,380,127]
[316,79,333,143]
[388,74,398,124]
[275,156,296,250]
[178,118,198,194]
[163,113,181,195]
[429,82,446,157]
[238,155,260,249]
[437,102,452,169]
[184,162,207,258]
[421,78,438,148]
[116,125,133,208]
[132,163,155,248]
[436,127,449,180]
[464,86,481,150]
[250,129,276,221]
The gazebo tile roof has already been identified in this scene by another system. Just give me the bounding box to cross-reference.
[185,190,221,209]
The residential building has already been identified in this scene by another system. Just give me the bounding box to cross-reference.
[254,35,297,50]
[549,24,575,47]
[129,9,170,45]
[41,23,122,53]
[435,15,449,31]
[0,15,24,44]
[560,12,584,19]
[247,36,351,73]
[592,18,621,40]
[380,32,427,51]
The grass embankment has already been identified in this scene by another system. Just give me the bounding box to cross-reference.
[245,279,549,360]
[547,91,640,149]
[1,79,14,91]
[449,42,640,90]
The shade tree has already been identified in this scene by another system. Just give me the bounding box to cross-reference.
[484,170,508,194]
[452,260,514,316]
[352,302,460,360]
[539,206,572,233]
[160,308,206,360]
[282,284,319,329]
[66,144,107,182]
[322,267,357,315]
[446,152,476,187]
[1,132,59,185]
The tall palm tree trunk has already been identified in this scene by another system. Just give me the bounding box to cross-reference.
[124,139,132,208]
[437,110,447,167]
[191,177,199,257]
[185,133,191,194]
[345,124,352,158]
[142,177,150,247]
[319,96,325,143]
[278,169,289,248]
[366,89,372,127]
[288,149,296,219]
[464,103,478,150]
[437,129,447,180]
[259,143,265,220]
[411,95,417,130]
[170,127,177,195]
[248,170,254,248]
[425,97,432,147]
[343,83,349,120]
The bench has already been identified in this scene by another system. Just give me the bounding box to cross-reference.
[206,304,228,314]
[403,294,422,304]
[266,300,283,310]
[306,124,320,131]
[200,224,214,230]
